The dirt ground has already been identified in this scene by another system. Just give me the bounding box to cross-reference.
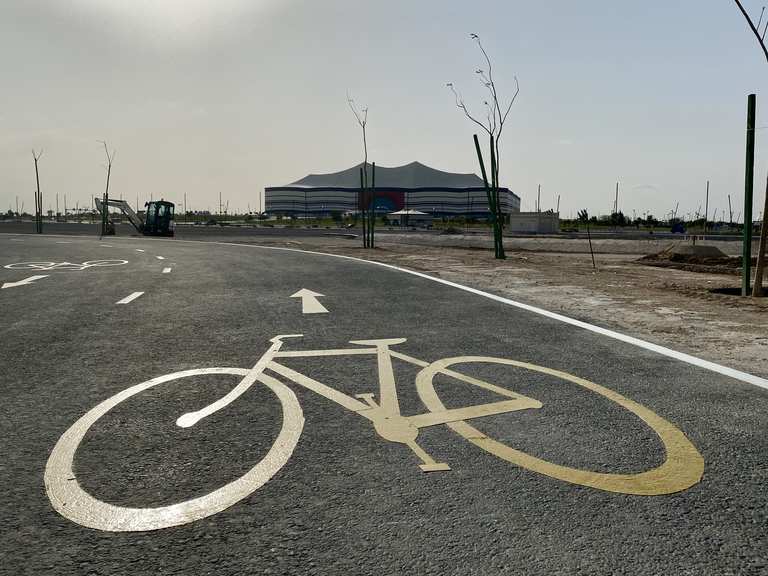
[238,233,768,380]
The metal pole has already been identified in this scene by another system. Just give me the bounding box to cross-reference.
[537,184,541,213]
[370,162,376,248]
[743,94,756,296]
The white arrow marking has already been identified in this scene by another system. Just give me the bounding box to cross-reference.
[290,288,329,314]
[1,275,49,289]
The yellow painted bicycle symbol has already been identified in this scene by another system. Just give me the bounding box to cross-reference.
[45,335,704,532]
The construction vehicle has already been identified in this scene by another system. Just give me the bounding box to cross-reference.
[95,198,175,237]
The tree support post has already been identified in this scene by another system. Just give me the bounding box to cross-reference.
[370,163,376,248]
[359,167,367,248]
[743,94,756,296]
[474,135,500,259]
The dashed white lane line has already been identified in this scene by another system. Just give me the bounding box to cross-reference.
[162,267,172,274]
[100,244,112,248]
[10,239,23,242]
[135,249,145,252]
[116,291,144,305]
[56,241,72,244]
[156,256,165,260]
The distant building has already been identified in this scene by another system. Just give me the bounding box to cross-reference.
[265,161,520,218]
[508,211,560,234]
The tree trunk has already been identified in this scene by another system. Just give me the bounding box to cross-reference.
[752,175,768,296]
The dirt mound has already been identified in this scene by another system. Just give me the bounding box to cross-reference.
[638,244,750,274]
[668,244,727,258]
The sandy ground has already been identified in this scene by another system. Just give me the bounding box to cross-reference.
[234,232,768,380]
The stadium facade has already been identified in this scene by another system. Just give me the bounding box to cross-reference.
[265,161,520,218]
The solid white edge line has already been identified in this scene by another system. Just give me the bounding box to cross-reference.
[3,232,766,390]
[116,291,144,305]
[218,243,768,391]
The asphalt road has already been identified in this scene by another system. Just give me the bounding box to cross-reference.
[1,232,767,575]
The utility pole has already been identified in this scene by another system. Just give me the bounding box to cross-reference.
[556,194,560,214]
[184,192,187,223]
[614,182,619,214]
[537,184,541,213]
[56,193,59,221]
[219,191,222,217]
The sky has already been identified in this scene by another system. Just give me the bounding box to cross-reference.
[2,0,768,221]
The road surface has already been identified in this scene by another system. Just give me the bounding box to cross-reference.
[1,233,767,575]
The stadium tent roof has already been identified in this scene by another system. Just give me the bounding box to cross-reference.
[288,161,485,188]
[388,209,428,215]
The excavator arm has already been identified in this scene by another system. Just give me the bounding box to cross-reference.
[94,198,144,234]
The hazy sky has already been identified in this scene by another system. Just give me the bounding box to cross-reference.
[2,0,768,220]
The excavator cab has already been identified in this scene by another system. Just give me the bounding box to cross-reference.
[144,200,175,236]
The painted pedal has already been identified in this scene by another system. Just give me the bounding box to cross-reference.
[419,462,451,472]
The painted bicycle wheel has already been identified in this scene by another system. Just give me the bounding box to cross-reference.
[45,368,304,532]
[415,356,703,495]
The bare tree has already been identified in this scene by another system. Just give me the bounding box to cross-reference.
[733,0,768,296]
[448,33,519,259]
[32,149,43,233]
[98,140,116,237]
[347,92,375,248]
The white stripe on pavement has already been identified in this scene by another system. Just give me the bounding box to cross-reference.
[116,291,144,305]
[136,249,145,252]
[162,267,172,274]
[156,256,165,260]
[227,243,768,391]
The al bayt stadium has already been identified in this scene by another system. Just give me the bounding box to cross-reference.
[265,161,520,218]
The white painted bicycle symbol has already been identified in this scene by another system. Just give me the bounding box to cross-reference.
[45,335,704,532]
[4,260,128,271]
